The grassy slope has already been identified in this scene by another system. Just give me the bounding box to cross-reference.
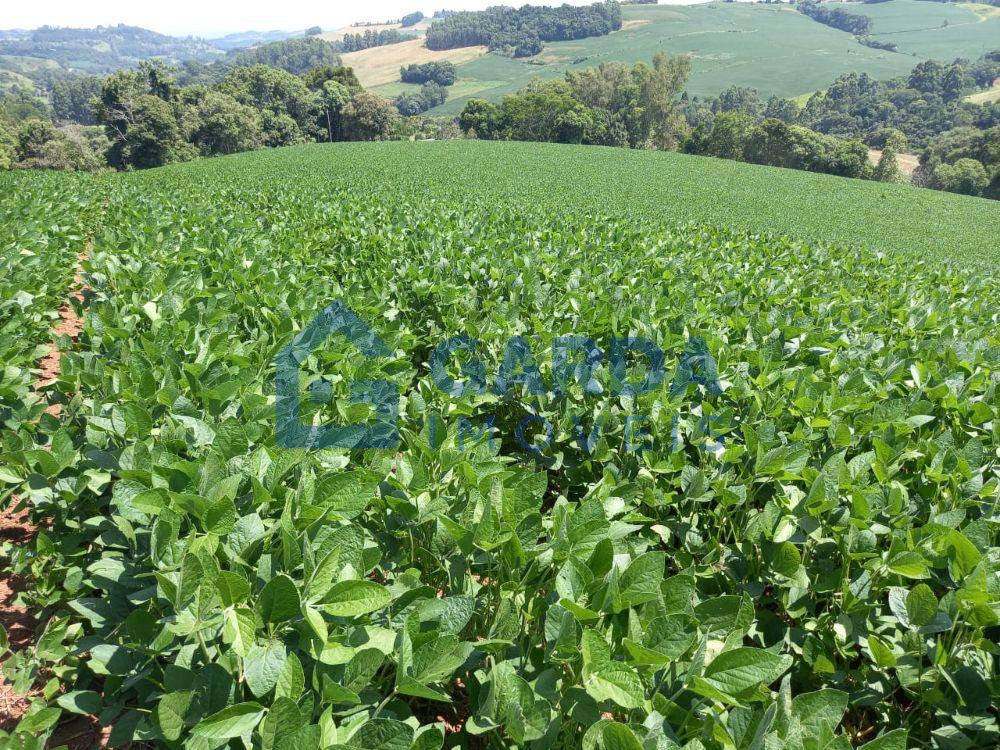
[838,0,1000,59]
[161,140,999,267]
[368,0,996,116]
[965,78,1000,104]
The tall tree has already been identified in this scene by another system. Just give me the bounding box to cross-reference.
[340,91,398,141]
[636,52,691,149]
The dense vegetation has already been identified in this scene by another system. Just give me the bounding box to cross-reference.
[0,170,96,372]
[222,38,341,77]
[0,141,997,749]
[678,55,1000,196]
[684,116,872,179]
[424,1,623,58]
[798,2,874,37]
[395,83,448,117]
[0,59,407,171]
[401,12,426,28]
[460,54,691,150]
[207,30,301,53]
[416,1,1000,117]
[209,141,996,264]
[795,56,1000,149]
[459,55,873,181]
[172,37,344,87]
[400,62,458,87]
[2,3,998,198]
[339,29,417,54]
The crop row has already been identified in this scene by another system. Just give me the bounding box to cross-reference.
[0,171,100,448]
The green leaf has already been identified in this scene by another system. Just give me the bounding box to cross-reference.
[396,675,452,702]
[154,690,193,742]
[867,635,897,668]
[16,707,61,733]
[771,541,801,577]
[244,640,288,698]
[56,690,102,715]
[345,718,414,750]
[314,471,379,518]
[319,580,392,617]
[886,550,929,579]
[791,689,848,738]
[582,720,645,750]
[205,495,237,535]
[859,729,907,750]
[613,552,664,612]
[260,696,301,750]
[582,630,645,709]
[257,573,302,624]
[942,530,981,580]
[191,702,265,739]
[411,723,446,750]
[217,571,251,606]
[756,444,809,479]
[702,647,793,695]
[905,584,938,628]
[275,652,305,700]
[223,608,257,658]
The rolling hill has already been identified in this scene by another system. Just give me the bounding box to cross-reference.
[164,140,999,266]
[360,0,1000,115]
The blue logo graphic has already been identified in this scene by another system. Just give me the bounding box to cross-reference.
[276,301,399,449]
[276,301,724,455]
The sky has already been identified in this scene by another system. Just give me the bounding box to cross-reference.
[1,0,619,38]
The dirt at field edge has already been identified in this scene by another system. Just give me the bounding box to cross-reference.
[36,240,91,415]
[0,223,116,747]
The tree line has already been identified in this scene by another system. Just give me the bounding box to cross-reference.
[0,60,411,171]
[680,54,1000,197]
[395,82,448,116]
[457,51,999,198]
[425,1,623,58]
[0,24,223,75]
[457,55,870,178]
[797,2,873,36]
[460,54,692,149]
[339,29,417,54]
[794,56,1000,149]
[3,39,996,198]
[797,2,900,52]
[400,61,457,86]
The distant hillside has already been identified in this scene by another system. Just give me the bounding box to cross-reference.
[0,25,225,76]
[0,24,317,88]
[207,29,303,51]
[361,0,1000,115]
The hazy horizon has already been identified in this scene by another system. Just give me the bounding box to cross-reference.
[1,0,690,38]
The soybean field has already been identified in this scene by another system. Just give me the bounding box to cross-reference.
[0,142,998,749]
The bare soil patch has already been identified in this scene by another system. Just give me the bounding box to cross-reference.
[36,243,90,416]
[0,555,36,733]
[0,501,36,547]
